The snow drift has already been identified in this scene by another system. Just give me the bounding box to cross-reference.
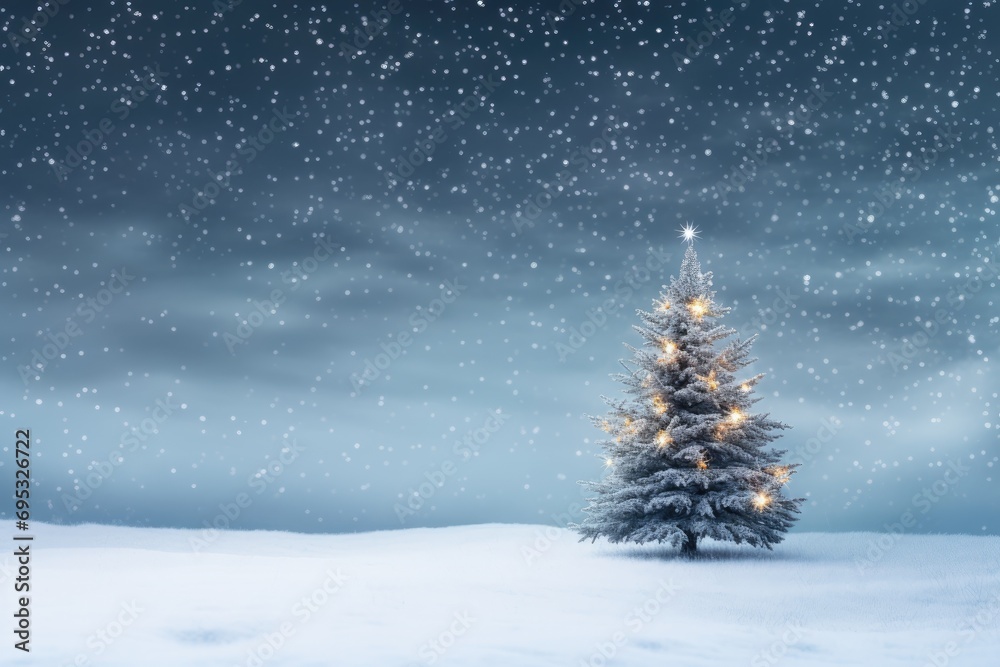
[2,521,998,666]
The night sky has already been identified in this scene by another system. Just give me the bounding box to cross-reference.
[1,1,997,536]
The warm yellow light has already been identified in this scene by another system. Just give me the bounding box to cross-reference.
[604,457,615,468]
[729,409,744,424]
[687,298,709,320]
[655,430,672,448]
[600,420,612,433]
[661,340,677,357]
[652,395,668,415]
[740,382,751,393]
[696,458,708,470]
[659,300,671,312]
[752,492,771,510]
[772,466,791,484]
[620,417,639,436]
[698,370,719,391]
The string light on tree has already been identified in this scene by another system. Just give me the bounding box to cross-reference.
[651,395,668,415]
[655,430,673,448]
[697,370,719,391]
[772,466,791,485]
[659,340,677,364]
[713,423,727,441]
[687,297,710,320]
[752,492,772,511]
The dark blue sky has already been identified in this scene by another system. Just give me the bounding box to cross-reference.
[1,1,997,535]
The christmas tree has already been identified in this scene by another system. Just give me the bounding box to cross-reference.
[574,229,803,554]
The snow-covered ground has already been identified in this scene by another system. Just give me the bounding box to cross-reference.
[3,522,998,666]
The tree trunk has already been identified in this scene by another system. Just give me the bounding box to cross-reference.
[681,530,698,555]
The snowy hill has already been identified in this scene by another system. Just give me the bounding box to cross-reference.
[3,522,998,666]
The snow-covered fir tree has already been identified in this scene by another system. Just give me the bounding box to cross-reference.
[574,239,803,554]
